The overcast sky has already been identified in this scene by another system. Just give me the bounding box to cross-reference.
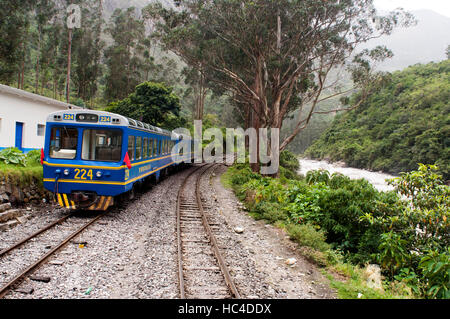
[374,0,450,18]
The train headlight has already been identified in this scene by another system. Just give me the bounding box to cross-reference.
[64,169,70,176]
[96,171,102,178]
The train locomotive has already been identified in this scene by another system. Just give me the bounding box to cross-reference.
[42,110,193,211]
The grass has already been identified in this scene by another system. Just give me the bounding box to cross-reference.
[0,161,44,188]
[220,167,234,190]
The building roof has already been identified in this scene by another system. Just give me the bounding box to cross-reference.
[0,84,82,110]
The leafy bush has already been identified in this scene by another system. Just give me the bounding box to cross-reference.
[362,164,449,298]
[306,169,330,185]
[285,223,330,252]
[419,248,450,299]
[252,201,286,223]
[0,148,26,166]
[280,150,300,172]
[26,150,42,165]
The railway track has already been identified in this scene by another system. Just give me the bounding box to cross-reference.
[177,164,240,299]
[0,211,104,298]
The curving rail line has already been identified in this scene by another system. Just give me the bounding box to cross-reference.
[176,164,240,299]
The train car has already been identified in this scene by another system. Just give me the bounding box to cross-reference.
[42,109,193,211]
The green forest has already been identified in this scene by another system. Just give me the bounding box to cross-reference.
[306,60,450,180]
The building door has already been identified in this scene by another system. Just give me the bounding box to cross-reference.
[15,122,24,151]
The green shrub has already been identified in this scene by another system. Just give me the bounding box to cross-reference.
[280,150,300,172]
[0,148,26,166]
[419,248,450,299]
[306,169,330,185]
[252,201,287,223]
[286,223,330,252]
[26,149,41,165]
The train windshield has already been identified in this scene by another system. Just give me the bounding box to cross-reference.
[82,129,122,162]
[50,127,78,159]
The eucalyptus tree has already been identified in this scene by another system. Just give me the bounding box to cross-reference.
[72,0,105,104]
[144,0,415,163]
[104,7,147,102]
[0,0,34,83]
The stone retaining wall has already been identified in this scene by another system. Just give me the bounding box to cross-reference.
[0,178,52,205]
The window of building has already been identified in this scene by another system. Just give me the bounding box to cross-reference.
[37,124,45,136]
[128,136,135,161]
[49,127,78,159]
[136,136,142,160]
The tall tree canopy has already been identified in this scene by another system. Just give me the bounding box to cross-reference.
[106,81,186,130]
[104,7,147,102]
[144,0,415,153]
[0,0,33,83]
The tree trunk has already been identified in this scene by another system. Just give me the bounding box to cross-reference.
[66,28,72,103]
[35,26,41,94]
[250,54,263,173]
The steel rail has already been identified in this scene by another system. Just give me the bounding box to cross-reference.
[0,213,104,298]
[195,164,241,299]
[0,214,73,258]
[176,163,240,299]
[176,164,206,299]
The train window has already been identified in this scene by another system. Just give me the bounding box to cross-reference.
[81,129,122,162]
[136,136,142,160]
[143,138,148,159]
[149,138,153,157]
[49,127,78,159]
[154,139,158,157]
[128,136,135,161]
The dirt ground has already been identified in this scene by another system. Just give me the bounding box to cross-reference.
[209,165,336,299]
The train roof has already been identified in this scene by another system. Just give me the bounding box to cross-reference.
[46,109,187,139]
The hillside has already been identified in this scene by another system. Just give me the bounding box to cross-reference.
[305,59,450,179]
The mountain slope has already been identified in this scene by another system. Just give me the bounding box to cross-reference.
[306,59,450,179]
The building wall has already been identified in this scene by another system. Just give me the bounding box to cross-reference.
[0,87,78,152]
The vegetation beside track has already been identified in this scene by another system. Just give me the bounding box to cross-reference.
[222,151,449,299]
[0,148,44,189]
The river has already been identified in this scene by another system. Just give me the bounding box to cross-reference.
[298,158,397,192]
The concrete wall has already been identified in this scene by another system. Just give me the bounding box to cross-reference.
[0,85,80,152]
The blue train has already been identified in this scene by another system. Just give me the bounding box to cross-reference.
[42,110,193,211]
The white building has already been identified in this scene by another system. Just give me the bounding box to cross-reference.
[0,84,81,152]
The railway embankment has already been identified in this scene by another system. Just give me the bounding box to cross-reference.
[0,149,51,207]
[0,149,52,232]
[0,178,50,205]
